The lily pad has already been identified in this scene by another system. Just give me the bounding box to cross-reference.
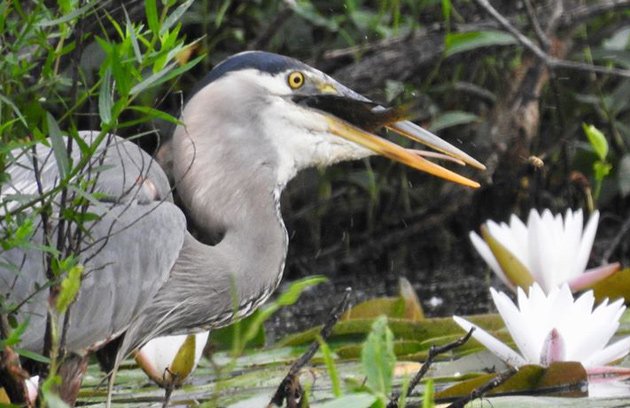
[435,362,587,401]
[278,314,504,347]
[591,268,630,304]
[342,277,424,321]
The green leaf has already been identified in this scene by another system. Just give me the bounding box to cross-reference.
[582,123,609,161]
[145,0,159,35]
[0,93,27,126]
[98,68,113,125]
[130,55,204,96]
[428,111,479,133]
[0,319,29,347]
[445,31,517,57]
[441,0,451,26]
[317,335,342,397]
[210,309,266,350]
[592,267,630,304]
[46,113,70,180]
[56,264,84,313]
[275,275,327,306]
[161,0,194,34]
[128,106,182,125]
[289,0,339,31]
[15,348,51,364]
[361,316,396,398]
[37,2,93,27]
[317,393,377,408]
[594,160,612,180]
[422,379,434,408]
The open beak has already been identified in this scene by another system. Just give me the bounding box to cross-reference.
[324,115,485,188]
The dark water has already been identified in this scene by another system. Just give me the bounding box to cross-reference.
[265,263,494,341]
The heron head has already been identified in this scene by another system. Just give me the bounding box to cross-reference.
[187,51,484,188]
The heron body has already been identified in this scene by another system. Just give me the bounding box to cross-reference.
[1,52,484,366]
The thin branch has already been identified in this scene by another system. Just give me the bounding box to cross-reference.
[522,0,549,49]
[447,366,518,408]
[268,288,352,407]
[558,0,630,28]
[473,0,630,78]
[387,328,475,407]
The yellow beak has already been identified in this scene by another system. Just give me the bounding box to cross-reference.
[325,116,484,188]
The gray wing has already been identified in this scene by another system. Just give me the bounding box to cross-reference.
[0,132,186,353]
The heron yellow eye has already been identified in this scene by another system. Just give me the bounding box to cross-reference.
[287,71,305,89]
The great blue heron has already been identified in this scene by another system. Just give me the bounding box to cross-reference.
[1,51,484,400]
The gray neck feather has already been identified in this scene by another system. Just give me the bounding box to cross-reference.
[126,84,289,348]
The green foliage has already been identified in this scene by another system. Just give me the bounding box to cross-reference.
[583,123,613,200]
[318,334,343,397]
[0,2,201,402]
[361,316,396,407]
[422,379,434,408]
[55,264,83,314]
[211,277,327,350]
[445,30,518,57]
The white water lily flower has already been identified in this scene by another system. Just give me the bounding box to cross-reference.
[470,209,619,292]
[454,284,630,369]
[135,331,209,387]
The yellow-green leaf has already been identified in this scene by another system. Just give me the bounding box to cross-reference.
[592,268,630,304]
[56,264,84,313]
[362,316,396,398]
[583,123,609,161]
[168,334,197,385]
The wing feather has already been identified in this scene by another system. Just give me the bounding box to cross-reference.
[0,132,185,353]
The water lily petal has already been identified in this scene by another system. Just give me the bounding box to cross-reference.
[453,315,527,367]
[540,328,566,365]
[491,287,540,363]
[574,210,600,280]
[486,220,529,269]
[569,262,620,292]
[582,336,630,367]
[469,231,512,289]
[559,209,584,284]
[509,214,529,263]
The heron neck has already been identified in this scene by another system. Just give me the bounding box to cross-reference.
[171,111,289,319]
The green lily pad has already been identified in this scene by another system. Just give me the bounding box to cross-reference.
[278,314,504,347]
[591,268,630,304]
[342,297,408,320]
[342,277,424,321]
[336,340,425,359]
[435,362,587,401]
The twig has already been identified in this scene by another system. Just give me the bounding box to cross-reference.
[522,0,549,49]
[268,288,352,407]
[387,328,475,408]
[558,0,630,28]
[446,366,518,408]
[602,215,630,263]
[473,0,630,78]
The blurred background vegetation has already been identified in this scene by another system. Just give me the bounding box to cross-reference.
[2,0,629,323]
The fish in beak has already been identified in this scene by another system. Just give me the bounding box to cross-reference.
[293,94,485,188]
